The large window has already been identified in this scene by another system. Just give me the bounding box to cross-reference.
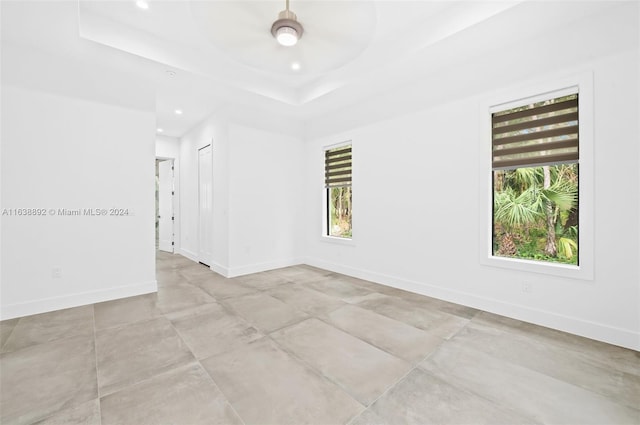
[324,144,352,238]
[492,94,579,265]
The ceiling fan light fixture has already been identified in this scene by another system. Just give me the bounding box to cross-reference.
[275,26,298,46]
[271,2,303,47]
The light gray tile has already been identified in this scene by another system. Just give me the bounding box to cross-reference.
[186,270,229,284]
[222,292,309,333]
[155,269,185,287]
[156,251,193,270]
[268,283,347,315]
[192,276,257,300]
[5,251,637,425]
[304,276,375,302]
[101,362,242,425]
[344,278,417,297]
[272,265,333,283]
[155,258,180,273]
[354,282,480,320]
[266,265,310,279]
[414,296,480,320]
[155,283,216,314]
[473,311,640,377]
[201,338,363,425]
[96,317,194,395]
[420,339,640,425]
[168,302,263,359]
[453,321,640,409]
[343,292,389,305]
[272,318,411,405]
[351,368,536,425]
[324,305,444,363]
[1,305,94,353]
[297,264,335,277]
[356,293,469,340]
[0,318,19,349]
[33,399,100,425]
[176,263,216,281]
[234,272,291,290]
[94,293,162,331]
[0,334,98,425]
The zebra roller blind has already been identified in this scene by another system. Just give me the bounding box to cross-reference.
[492,94,578,170]
[325,145,352,188]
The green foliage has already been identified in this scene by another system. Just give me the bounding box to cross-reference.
[493,164,578,265]
[542,180,577,212]
[328,186,352,238]
[494,187,542,229]
[557,237,578,261]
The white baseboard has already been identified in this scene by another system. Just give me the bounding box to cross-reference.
[0,280,158,320]
[303,257,640,351]
[171,252,300,279]
[209,262,229,277]
[227,258,303,278]
[173,249,229,277]
[177,248,198,263]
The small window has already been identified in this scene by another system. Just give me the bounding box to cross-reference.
[324,144,352,238]
[492,94,579,265]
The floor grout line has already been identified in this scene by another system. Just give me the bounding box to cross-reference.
[0,318,21,353]
[92,304,103,425]
[263,331,369,409]
[162,314,247,425]
[345,363,420,425]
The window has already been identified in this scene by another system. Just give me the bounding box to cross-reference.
[480,73,593,280]
[324,144,352,238]
[492,94,579,265]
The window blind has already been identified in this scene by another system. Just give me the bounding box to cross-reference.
[325,145,352,188]
[492,94,578,170]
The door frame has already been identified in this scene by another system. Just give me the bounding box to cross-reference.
[156,156,176,253]
[197,145,213,266]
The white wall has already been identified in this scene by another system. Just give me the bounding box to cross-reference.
[302,45,639,350]
[156,135,180,159]
[1,85,157,319]
[227,123,303,276]
[178,116,230,270]
[178,115,303,277]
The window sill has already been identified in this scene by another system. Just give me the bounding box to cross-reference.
[481,255,592,281]
[320,235,356,247]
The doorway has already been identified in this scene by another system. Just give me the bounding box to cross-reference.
[156,158,174,253]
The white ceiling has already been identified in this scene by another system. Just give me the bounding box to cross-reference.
[1,1,631,138]
[77,1,528,104]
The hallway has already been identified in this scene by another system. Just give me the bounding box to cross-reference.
[1,252,638,424]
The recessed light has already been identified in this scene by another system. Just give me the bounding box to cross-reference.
[291,62,301,71]
[157,128,164,133]
[166,70,176,78]
[136,0,149,10]
[174,109,183,115]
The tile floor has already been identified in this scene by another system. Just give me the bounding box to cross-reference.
[1,251,639,425]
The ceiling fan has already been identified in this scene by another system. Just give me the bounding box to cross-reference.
[271,0,303,47]
[188,0,376,75]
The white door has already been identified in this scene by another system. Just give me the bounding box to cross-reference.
[158,159,174,253]
[198,145,213,266]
